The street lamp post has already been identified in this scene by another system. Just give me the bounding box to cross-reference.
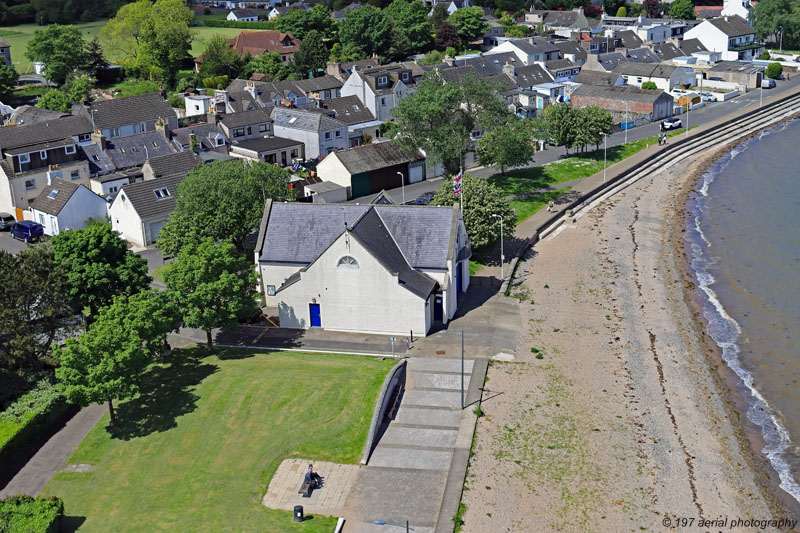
[624,101,628,145]
[492,214,504,281]
[397,171,405,204]
[686,96,690,138]
[602,133,608,183]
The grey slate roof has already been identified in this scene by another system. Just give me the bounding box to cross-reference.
[119,173,184,219]
[234,136,302,152]
[614,62,677,78]
[81,143,116,175]
[349,207,437,299]
[508,37,560,56]
[270,106,346,132]
[88,93,175,130]
[314,95,376,125]
[553,40,587,61]
[575,70,622,86]
[572,84,671,103]
[231,8,261,18]
[624,47,659,63]
[146,151,203,179]
[171,123,227,151]
[510,63,553,86]
[651,42,684,61]
[30,178,82,215]
[371,191,394,205]
[708,15,754,37]
[106,131,175,170]
[596,52,627,71]
[679,38,708,54]
[0,115,91,152]
[8,106,70,126]
[615,30,643,48]
[332,142,420,175]
[452,52,520,76]
[258,202,457,270]
[5,137,74,155]
[220,108,273,129]
[292,75,343,93]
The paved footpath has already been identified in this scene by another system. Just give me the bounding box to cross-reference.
[0,404,105,498]
[345,357,486,533]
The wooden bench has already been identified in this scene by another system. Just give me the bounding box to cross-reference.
[298,481,314,498]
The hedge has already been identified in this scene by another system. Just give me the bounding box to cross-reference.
[0,495,63,533]
[199,19,278,30]
[0,383,74,482]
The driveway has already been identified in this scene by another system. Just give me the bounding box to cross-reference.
[0,231,32,255]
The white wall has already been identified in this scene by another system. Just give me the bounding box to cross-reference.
[278,233,430,335]
[316,153,352,190]
[259,263,305,305]
[109,191,146,247]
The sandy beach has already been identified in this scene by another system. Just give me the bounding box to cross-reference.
[460,148,796,531]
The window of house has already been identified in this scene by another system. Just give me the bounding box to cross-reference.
[247,127,252,135]
[111,127,121,138]
[48,189,59,199]
[337,256,358,268]
[40,150,47,160]
[121,194,126,202]
[195,105,200,111]
[19,153,30,164]
[381,97,386,106]
[401,72,409,81]
[235,128,244,137]
[291,149,298,158]
[25,179,35,189]
[324,90,330,98]
[110,186,118,194]
[335,130,341,137]
[71,170,80,180]
[325,132,331,139]
[154,187,171,199]
[78,133,90,142]
[65,145,76,154]
[378,76,387,85]
[266,285,276,296]
[216,136,225,146]
[259,124,267,132]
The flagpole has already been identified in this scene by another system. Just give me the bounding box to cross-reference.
[459,167,463,215]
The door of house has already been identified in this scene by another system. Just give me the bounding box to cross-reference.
[456,262,463,294]
[433,295,443,322]
[309,303,321,327]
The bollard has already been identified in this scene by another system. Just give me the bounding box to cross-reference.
[293,505,304,522]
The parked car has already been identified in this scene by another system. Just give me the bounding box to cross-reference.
[660,117,682,131]
[699,92,718,102]
[0,212,15,230]
[10,221,44,243]
[762,78,776,89]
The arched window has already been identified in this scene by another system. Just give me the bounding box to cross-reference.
[337,256,359,269]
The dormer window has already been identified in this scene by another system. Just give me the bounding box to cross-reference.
[19,153,30,164]
[401,72,409,81]
[378,76,388,85]
[65,145,76,154]
[40,150,47,160]
[154,188,171,199]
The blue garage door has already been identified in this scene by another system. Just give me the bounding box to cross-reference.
[309,303,321,327]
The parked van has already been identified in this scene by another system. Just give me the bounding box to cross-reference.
[762,78,776,89]
[0,212,14,230]
[10,221,44,243]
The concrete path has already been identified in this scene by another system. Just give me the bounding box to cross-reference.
[346,357,486,533]
[0,404,105,498]
[262,458,359,516]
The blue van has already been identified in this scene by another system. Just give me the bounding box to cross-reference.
[10,221,44,243]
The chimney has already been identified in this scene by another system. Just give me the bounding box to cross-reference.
[503,62,516,77]
[724,16,729,21]
[46,165,62,186]
[155,117,170,139]
[91,130,107,150]
[244,83,257,100]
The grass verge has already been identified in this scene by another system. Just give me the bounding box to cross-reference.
[42,348,394,532]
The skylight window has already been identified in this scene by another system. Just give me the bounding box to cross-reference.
[48,189,59,199]
[154,188,171,199]
[288,117,297,124]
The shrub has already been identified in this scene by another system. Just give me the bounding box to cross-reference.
[202,75,229,90]
[616,5,627,16]
[758,51,771,60]
[0,495,63,533]
[765,62,783,80]
[641,81,658,90]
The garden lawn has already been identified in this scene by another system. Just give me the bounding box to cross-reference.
[489,128,690,225]
[0,22,107,72]
[41,349,395,532]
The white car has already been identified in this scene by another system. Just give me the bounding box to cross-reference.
[699,92,717,102]
[660,117,682,131]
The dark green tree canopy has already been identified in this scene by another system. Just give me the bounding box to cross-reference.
[156,159,293,256]
[199,34,245,79]
[0,65,18,102]
[242,51,293,81]
[50,223,151,320]
[477,120,535,174]
[276,4,337,40]
[292,30,330,78]
[669,0,695,20]
[447,7,490,46]
[338,5,392,60]
[434,21,461,51]
[385,0,433,59]
[25,24,89,85]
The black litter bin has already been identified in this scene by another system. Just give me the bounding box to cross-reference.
[293,505,304,522]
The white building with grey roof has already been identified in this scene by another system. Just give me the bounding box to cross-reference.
[255,201,471,335]
[270,107,348,158]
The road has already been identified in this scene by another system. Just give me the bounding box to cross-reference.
[0,230,30,254]
[354,76,800,205]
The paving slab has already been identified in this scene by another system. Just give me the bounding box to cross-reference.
[379,426,458,449]
[393,407,461,428]
[348,467,448,527]
[407,358,474,373]
[262,458,358,515]
[367,447,453,471]
[401,390,462,409]
[406,372,471,391]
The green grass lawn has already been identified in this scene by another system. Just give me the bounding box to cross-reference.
[42,349,394,532]
[0,21,108,73]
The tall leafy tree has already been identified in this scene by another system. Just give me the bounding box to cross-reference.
[539,103,579,153]
[750,0,800,47]
[434,21,461,51]
[430,3,449,29]
[242,51,293,81]
[0,65,18,102]
[25,24,89,85]
[292,30,330,78]
[0,247,72,370]
[669,0,695,20]
[36,89,71,112]
[448,7,490,47]
[276,4,336,40]
[643,0,663,17]
[85,37,109,79]
[199,34,244,79]
[338,5,392,60]
[163,239,258,351]
[156,160,293,256]
[390,71,510,174]
[431,173,515,248]
[51,223,151,323]
[385,0,433,59]
[55,291,179,425]
[477,120,535,174]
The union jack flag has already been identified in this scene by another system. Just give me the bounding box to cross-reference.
[453,171,463,196]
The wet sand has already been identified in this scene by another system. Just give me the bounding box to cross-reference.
[460,150,794,531]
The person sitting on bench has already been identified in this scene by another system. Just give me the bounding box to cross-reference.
[305,464,322,487]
